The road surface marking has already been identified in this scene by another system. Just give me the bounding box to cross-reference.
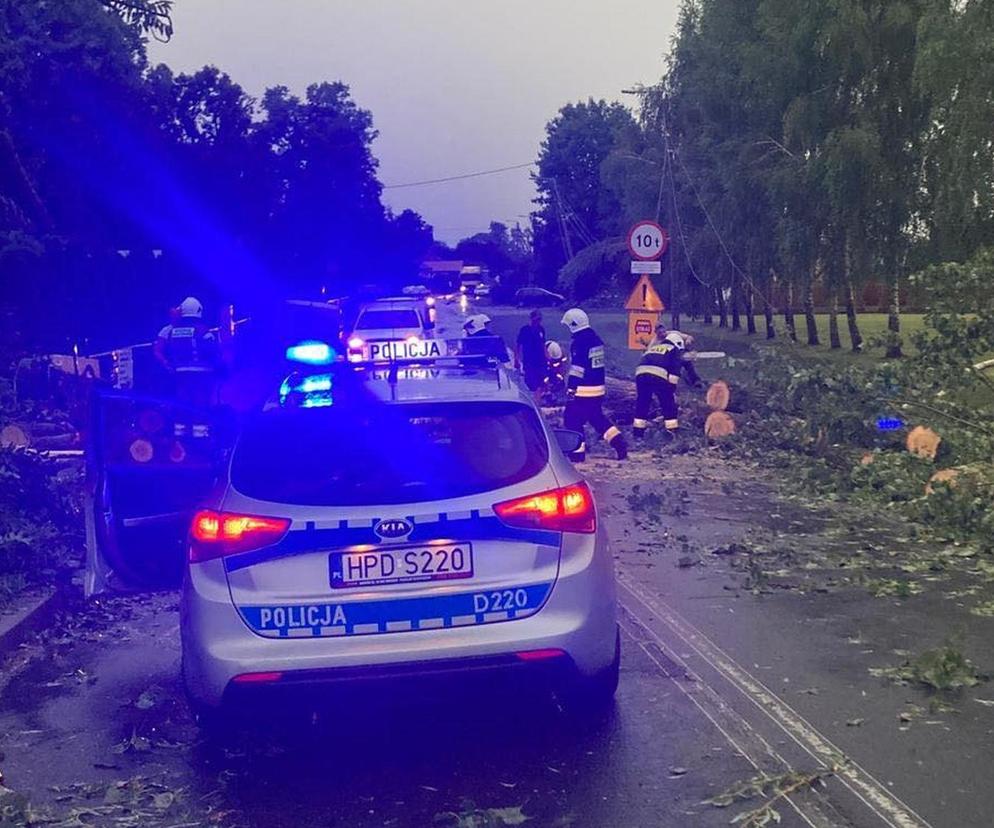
[620,577,933,828]
[620,606,842,828]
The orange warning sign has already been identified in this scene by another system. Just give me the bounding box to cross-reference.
[625,275,665,312]
[628,312,660,349]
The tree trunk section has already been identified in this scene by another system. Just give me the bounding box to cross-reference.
[828,289,841,350]
[886,277,902,358]
[803,277,819,346]
[730,277,741,331]
[744,282,757,334]
[716,287,728,328]
[784,279,797,341]
[844,278,863,352]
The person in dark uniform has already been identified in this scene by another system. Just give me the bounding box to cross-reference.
[153,296,219,407]
[633,328,702,441]
[515,309,547,398]
[561,308,627,462]
[462,314,510,363]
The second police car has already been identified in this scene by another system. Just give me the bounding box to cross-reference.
[176,343,620,721]
[346,297,440,362]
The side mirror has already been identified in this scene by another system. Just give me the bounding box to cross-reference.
[553,428,583,455]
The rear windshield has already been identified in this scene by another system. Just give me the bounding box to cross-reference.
[230,402,549,506]
[356,309,420,330]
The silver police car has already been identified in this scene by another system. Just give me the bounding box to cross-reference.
[86,351,619,722]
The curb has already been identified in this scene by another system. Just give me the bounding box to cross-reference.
[0,588,65,656]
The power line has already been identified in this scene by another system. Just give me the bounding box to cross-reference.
[383,162,535,190]
[669,137,777,312]
[663,129,712,288]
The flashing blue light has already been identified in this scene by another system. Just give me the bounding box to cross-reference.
[299,374,333,393]
[286,340,335,365]
[876,417,905,431]
[300,393,334,408]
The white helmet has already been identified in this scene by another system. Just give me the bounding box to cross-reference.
[545,341,563,360]
[463,314,491,335]
[664,331,686,350]
[561,308,590,333]
[179,296,203,319]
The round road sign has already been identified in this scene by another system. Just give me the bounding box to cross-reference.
[628,220,669,261]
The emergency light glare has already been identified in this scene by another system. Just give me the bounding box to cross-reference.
[876,417,905,431]
[300,393,334,408]
[298,374,332,393]
[286,341,334,365]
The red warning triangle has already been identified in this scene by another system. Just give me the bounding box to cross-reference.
[625,275,665,311]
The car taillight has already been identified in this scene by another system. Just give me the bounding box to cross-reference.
[493,483,596,534]
[189,510,291,562]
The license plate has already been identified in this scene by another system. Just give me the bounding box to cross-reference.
[366,338,447,361]
[330,543,473,588]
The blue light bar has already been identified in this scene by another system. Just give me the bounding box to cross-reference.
[876,417,905,431]
[300,393,334,408]
[299,374,332,393]
[286,340,335,365]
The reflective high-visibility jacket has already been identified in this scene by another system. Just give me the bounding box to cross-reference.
[158,318,217,373]
[567,327,606,398]
[634,342,700,387]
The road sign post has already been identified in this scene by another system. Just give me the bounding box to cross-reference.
[625,275,665,349]
[625,221,668,349]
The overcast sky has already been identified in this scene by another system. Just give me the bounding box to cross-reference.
[150,1,680,244]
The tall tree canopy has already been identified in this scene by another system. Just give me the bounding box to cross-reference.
[0,0,433,351]
[532,0,994,353]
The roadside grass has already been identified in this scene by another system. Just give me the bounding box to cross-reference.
[485,306,928,380]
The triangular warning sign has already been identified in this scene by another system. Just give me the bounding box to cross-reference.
[625,275,665,312]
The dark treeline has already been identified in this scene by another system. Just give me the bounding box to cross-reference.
[531,0,994,354]
[0,0,434,352]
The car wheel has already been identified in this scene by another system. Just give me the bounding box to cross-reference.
[560,627,620,716]
[182,661,228,736]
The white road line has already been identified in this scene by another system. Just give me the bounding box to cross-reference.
[620,608,839,828]
[620,577,933,828]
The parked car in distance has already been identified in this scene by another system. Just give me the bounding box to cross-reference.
[515,287,565,308]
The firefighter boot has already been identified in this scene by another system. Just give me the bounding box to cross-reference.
[568,441,587,463]
[604,426,628,460]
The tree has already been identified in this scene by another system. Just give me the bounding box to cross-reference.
[532,100,639,284]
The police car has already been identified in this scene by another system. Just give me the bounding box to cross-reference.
[346,298,438,362]
[85,345,620,723]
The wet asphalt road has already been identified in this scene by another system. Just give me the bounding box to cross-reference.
[2,299,993,827]
[0,590,786,828]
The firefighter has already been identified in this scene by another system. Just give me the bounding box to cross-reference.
[561,308,627,462]
[633,327,703,442]
[153,296,219,407]
[462,314,510,363]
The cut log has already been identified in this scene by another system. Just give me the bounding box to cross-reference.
[0,421,77,449]
[706,381,731,412]
[0,425,30,449]
[704,411,736,439]
[906,426,941,461]
[925,468,959,495]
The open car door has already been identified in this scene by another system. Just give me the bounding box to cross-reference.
[84,390,233,596]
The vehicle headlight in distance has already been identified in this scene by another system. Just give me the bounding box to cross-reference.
[426,296,436,307]
[348,336,364,350]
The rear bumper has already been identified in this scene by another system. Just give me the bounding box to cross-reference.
[181,532,617,708]
[221,650,577,709]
